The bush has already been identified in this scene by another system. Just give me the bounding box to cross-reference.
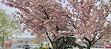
[34,47,52,49]
[33,48,38,49]
[41,47,52,49]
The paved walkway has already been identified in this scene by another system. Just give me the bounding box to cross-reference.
[73,48,111,49]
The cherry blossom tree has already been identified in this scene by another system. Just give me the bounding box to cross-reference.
[57,0,111,49]
[2,0,77,49]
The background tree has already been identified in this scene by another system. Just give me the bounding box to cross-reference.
[57,0,111,49]
[0,9,17,48]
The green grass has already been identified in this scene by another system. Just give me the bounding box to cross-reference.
[33,47,52,49]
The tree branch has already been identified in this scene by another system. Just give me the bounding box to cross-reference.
[51,31,57,40]
[81,40,88,46]
[38,5,49,19]
[68,37,83,49]
[84,37,90,42]
[91,34,103,46]
[43,10,49,19]
[56,26,61,31]
[44,28,53,45]
[92,33,98,42]
[66,15,77,29]
[3,37,8,41]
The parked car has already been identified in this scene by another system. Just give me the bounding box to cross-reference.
[29,44,38,48]
[102,46,111,48]
[79,44,87,48]
[95,45,102,48]
[10,44,30,49]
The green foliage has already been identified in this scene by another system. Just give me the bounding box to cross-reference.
[0,9,17,47]
[55,37,76,49]
[41,47,51,49]
[33,48,39,49]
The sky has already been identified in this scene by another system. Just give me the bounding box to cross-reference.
[0,0,111,38]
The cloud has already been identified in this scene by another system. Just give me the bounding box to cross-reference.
[0,2,20,15]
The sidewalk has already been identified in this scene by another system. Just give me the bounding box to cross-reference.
[73,48,111,49]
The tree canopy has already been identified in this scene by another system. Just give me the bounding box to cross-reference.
[58,0,111,49]
[2,0,111,49]
[0,9,17,48]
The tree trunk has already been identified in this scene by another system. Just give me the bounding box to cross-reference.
[52,43,61,49]
[40,43,43,49]
[69,37,83,49]
[52,44,56,49]
[87,42,91,49]
[87,46,91,49]
[44,29,56,49]
[72,42,83,49]
[1,41,4,48]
